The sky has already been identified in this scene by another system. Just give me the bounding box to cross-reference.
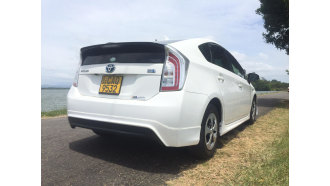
[41,0,289,87]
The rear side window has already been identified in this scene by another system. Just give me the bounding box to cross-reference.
[210,44,230,70]
[198,43,233,72]
[209,44,232,71]
[198,43,212,62]
[81,42,165,65]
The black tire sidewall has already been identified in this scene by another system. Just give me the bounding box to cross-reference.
[194,104,219,159]
[249,98,257,124]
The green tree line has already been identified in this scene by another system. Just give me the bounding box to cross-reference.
[252,78,288,91]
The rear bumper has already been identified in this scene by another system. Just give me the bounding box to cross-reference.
[67,86,209,147]
[68,117,163,144]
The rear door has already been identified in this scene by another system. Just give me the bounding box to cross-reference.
[77,42,165,100]
[199,43,242,124]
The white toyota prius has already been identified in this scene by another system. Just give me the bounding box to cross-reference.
[67,38,260,158]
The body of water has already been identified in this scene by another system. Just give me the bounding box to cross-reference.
[41,88,280,112]
[42,88,70,112]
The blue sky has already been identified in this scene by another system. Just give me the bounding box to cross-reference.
[42,0,289,87]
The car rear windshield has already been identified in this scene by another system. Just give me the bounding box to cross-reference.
[81,42,165,65]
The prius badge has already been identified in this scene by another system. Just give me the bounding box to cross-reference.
[106,64,116,73]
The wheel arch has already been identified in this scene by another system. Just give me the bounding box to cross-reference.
[207,97,223,126]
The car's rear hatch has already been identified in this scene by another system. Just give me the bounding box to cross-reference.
[77,42,165,100]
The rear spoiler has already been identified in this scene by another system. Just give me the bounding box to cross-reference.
[80,42,165,61]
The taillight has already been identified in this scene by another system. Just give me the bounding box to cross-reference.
[73,56,82,87]
[161,46,189,91]
[72,69,79,87]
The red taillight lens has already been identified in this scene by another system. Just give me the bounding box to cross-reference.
[161,47,188,91]
[73,57,82,87]
[72,69,79,87]
[161,53,180,90]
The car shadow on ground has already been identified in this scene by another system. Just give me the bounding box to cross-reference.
[69,120,253,175]
[69,133,203,175]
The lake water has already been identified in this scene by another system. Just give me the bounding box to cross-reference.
[41,88,70,112]
[41,88,279,112]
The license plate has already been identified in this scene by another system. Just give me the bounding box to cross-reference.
[99,75,123,95]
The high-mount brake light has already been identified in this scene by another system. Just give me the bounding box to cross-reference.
[160,47,189,91]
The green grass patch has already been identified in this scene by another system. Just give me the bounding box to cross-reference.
[231,123,289,185]
[226,101,289,185]
[41,109,67,118]
[167,100,289,186]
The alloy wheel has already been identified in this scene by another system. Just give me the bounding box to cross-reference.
[204,113,218,150]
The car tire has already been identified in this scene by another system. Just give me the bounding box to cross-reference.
[191,104,219,159]
[248,98,257,125]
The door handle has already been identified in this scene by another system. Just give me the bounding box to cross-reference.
[217,74,224,82]
[238,83,242,88]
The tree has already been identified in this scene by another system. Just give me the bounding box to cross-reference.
[252,80,271,91]
[256,0,289,54]
[252,77,289,91]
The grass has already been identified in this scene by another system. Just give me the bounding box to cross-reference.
[257,91,285,96]
[41,109,67,118]
[230,119,289,185]
[167,100,289,186]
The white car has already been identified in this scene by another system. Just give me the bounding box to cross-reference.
[67,38,259,158]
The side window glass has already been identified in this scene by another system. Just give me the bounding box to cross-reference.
[231,64,243,77]
[198,43,212,62]
[210,44,232,71]
[225,52,245,78]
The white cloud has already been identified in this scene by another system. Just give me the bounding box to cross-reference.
[231,51,288,82]
[231,51,247,61]
[258,52,269,59]
[243,61,275,74]
[163,35,170,40]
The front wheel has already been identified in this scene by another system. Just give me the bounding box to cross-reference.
[191,104,219,159]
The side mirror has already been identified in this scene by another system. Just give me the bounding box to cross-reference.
[247,73,260,84]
